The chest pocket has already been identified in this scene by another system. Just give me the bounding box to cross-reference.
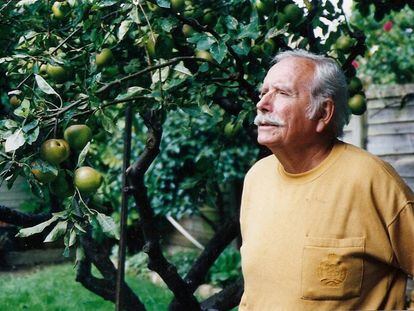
[301,236,365,300]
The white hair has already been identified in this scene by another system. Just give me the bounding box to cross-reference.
[274,49,350,137]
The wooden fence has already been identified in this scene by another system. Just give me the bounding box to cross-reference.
[343,83,414,190]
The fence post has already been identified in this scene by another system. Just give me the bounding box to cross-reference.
[116,103,133,311]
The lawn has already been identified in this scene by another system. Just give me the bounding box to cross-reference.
[0,263,172,310]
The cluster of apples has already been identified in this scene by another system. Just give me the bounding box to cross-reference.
[32,124,103,198]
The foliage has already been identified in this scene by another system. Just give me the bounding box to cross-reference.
[208,246,241,287]
[351,4,414,84]
[166,249,201,278]
[0,0,399,307]
[126,251,152,277]
[0,0,367,236]
[0,263,172,311]
[130,247,241,288]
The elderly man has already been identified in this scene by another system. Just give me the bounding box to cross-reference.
[239,49,414,310]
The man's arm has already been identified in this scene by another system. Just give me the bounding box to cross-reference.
[388,202,414,276]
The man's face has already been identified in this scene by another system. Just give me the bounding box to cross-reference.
[256,57,318,150]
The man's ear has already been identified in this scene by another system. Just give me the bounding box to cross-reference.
[316,99,335,133]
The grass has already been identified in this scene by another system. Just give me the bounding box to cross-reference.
[0,263,172,310]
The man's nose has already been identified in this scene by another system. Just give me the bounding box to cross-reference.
[256,93,272,112]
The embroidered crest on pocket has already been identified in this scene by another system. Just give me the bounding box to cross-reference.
[317,253,347,287]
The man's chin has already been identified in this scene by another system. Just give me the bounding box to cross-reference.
[257,137,279,147]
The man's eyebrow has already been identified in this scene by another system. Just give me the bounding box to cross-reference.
[269,83,294,93]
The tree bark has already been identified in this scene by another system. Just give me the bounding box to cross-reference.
[0,205,51,227]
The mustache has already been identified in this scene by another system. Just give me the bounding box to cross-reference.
[254,114,286,127]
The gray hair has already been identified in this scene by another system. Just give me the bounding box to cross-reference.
[274,49,350,137]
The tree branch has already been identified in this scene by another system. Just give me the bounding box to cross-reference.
[169,217,240,310]
[200,278,244,311]
[95,56,221,95]
[0,205,51,227]
[78,233,146,311]
[127,110,200,310]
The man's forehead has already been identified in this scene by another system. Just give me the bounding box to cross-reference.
[261,57,315,89]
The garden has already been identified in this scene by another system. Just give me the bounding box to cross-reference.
[1,0,414,310]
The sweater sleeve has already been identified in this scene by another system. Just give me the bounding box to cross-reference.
[388,202,414,276]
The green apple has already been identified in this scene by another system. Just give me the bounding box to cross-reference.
[39,64,48,77]
[195,50,213,62]
[9,95,21,107]
[64,124,92,151]
[182,24,195,37]
[40,139,70,165]
[202,9,216,26]
[254,0,273,15]
[46,64,67,83]
[96,48,113,67]
[335,35,354,53]
[147,2,159,12]
[348,77,363,94]
[52,1,70,20]
[74,166,103,195]
[171,0,185,12]
[283,3,302,23]
[348,94,366,115]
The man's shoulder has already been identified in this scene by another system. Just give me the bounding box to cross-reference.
[341,142,412,193]
[245,154,278,179]
[342,143,398,174]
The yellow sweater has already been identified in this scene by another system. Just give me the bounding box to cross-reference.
[239,141,414,310]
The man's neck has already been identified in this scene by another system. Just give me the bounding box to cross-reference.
[270,138,337,174]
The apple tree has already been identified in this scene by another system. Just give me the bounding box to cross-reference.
[0,0,412,310]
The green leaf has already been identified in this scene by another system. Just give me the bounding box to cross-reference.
[225,16,238,30]
[22,120,39,132]
[115,86,146,101]
[231,40,250,56]
[188,34,215,51]
[34,74,59,96]
[156,0,170,8]
[77,142,90,167]
[160,18,177,32]
[14,100,30,118]
[63,246,70,258]
[118,20,132,41]
[75,246,85,264]
[74,222,86,233]
[16,0,39,7]
[96,212,119,240]
[32,160,59,175]
[15,214,61,238]
[44,221,68,243]
[237,19,260,40]
[25,126,39,145]
[101,112,115,133]
[210,41,227,64]
[4,129,25,153]
[174,62,193,76]
[68,229,77,247]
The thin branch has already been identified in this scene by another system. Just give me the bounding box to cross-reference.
[95,56,222,95]
[49,27,82,55]
[0,0,13,14]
